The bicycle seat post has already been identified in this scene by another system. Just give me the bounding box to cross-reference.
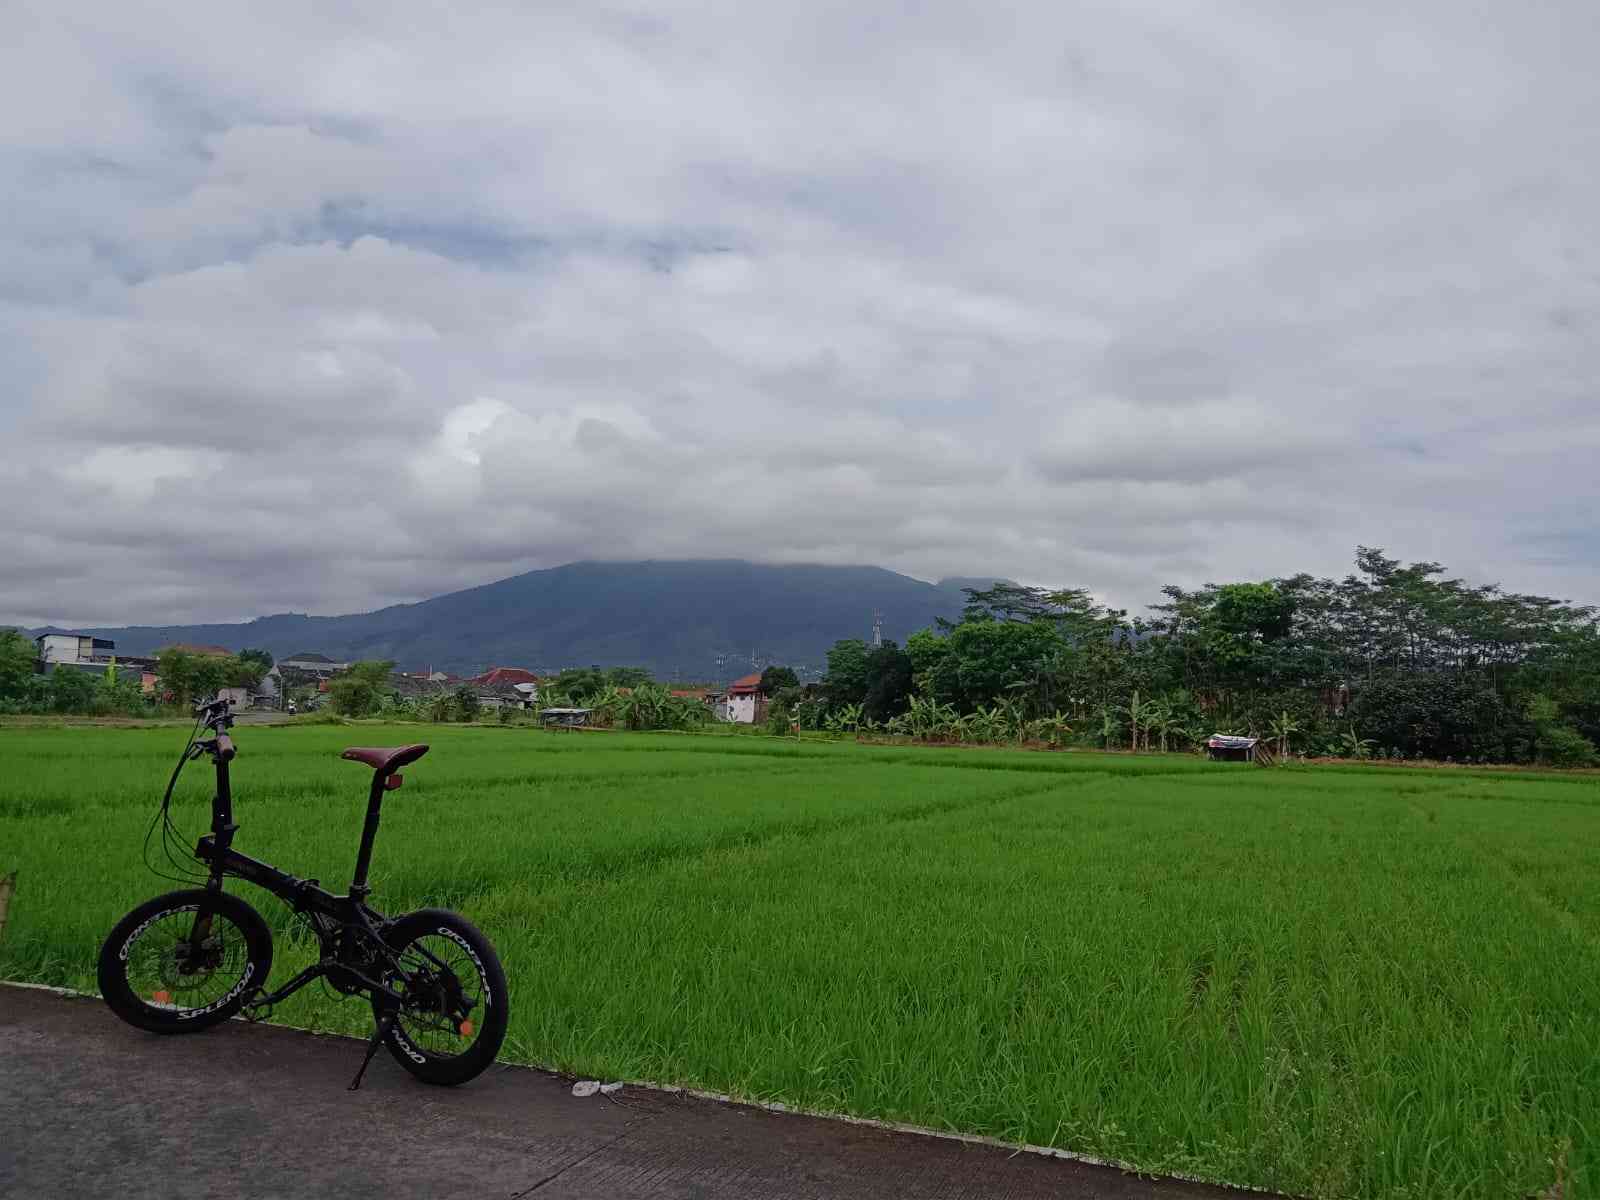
[348,768,389,902]
[338,744,428,902]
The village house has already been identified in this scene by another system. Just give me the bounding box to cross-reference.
[279,652,349,676]
[35,632,116,665]
[468,667,542,710]
[34,633,149,685]
[724,672,766,724]
[470,667,540,692]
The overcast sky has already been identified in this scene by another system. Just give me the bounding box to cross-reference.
[4,1,1598,627]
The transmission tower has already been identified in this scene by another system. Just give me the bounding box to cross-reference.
[872,609,883,648]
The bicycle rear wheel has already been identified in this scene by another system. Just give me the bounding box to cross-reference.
[374,908,508,1086]
[98,889,273,1033]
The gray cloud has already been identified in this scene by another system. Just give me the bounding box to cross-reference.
[4,0,1600,628]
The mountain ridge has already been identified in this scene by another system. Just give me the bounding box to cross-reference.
[24,560,985,679]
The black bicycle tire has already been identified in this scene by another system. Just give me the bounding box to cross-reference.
[374,908,508,1086]
[97,889,274,1034]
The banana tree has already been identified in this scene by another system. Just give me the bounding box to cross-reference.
[1096,702,1119,749]
[1025,712,1073,747]
[1339,729,1375,760]
[957,707,999,744]
[1142,697,1177,752]
[824,702,864,737]
[909,695,961,741]
[1267,710,1303,760]
[1122,692,1164,751]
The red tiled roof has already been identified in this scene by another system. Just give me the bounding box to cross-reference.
[471,667,541,687]
[727,672,763,694]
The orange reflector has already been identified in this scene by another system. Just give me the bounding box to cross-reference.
[458,1020,474,1037]
[152,990,171,1004]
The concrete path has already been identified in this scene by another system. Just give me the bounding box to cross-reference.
[0,985,1248,1199]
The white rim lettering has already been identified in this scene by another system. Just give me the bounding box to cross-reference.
[120,902,255,1018]
[436,925,492,1008]
[174,962,256,1020]
[390,1025,428,1064]
[120,904,199,962]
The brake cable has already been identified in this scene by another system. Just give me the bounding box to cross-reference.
[141,710,210,884]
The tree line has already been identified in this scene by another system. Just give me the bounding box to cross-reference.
[765,547,1599,765]
[0,637,276,717]
[6,545,1597,764]
[315,661,709,730]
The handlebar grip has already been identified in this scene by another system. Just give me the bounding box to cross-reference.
[215,734,236,762]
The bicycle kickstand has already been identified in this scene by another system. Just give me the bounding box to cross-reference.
[349,1011,396,1092]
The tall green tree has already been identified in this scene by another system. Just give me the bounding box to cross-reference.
[327,660,395,717]
[759,665,799,696]
[860,641,914,724]
[237,648,275,673]
[47,668,95,713]
[0,629,38,701]
[551,667,609,701]
[154,648,198,705]
[909,619,1065,713]
[822,639,871,705]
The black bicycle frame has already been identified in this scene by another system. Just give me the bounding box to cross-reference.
[191,747,409,1013]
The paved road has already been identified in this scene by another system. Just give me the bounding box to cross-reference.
[0,986,1249,1200]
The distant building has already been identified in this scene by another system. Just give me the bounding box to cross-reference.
[725,672,765,724]
[470,667,541,691]
[34,633,146,686]
[473,682,536,711]
[36,633,116,665]
[280,652,349,676]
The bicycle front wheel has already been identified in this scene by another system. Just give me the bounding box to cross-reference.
[375,908,508,1086]
[97,889,273,1033]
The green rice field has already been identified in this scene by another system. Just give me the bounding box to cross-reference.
[1,722,1596,1197]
